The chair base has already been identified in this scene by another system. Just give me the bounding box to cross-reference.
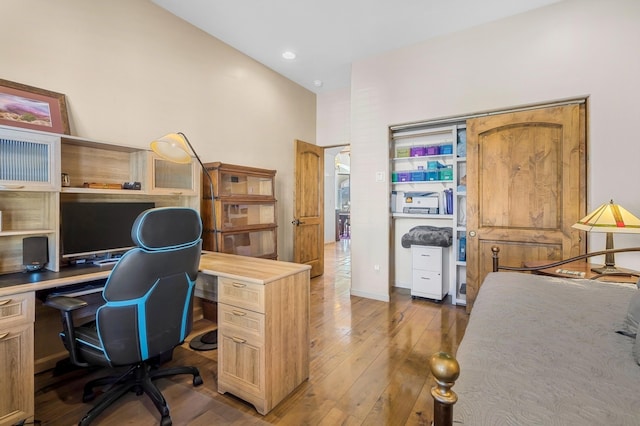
[80,362,203,426]
[189,329,218,351]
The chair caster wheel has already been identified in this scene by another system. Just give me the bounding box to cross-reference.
[193,375,203,386]
[161,415,172,426]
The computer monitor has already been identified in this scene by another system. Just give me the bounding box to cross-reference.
[60,202,155,261]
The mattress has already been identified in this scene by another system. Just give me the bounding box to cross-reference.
[454,272,640,426]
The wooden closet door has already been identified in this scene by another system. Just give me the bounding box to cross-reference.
[466,104,586,312]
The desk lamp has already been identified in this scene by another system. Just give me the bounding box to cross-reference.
[150,132,218,350]
[572,200,640,274]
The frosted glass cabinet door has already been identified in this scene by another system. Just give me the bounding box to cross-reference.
[217,228,277,259]
[215,201,276,231]
[149,154,198,195]
[218,172,273,197]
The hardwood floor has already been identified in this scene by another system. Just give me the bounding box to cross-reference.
[34,241,469,425]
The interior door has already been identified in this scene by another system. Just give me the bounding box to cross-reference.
[466,103,586,311]
[293,139,324,277]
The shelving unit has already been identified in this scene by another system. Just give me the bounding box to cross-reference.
[0,124,200,274]
[389,123,467,305]
[202,162,277,260]
[453,126,467,305]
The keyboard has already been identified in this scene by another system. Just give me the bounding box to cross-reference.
[47,279,107,298]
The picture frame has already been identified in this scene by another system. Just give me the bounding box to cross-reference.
[0,78,70,134]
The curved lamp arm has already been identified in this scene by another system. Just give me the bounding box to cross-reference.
[150,132,217,251]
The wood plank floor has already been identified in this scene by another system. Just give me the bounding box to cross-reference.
[34,240,469,425]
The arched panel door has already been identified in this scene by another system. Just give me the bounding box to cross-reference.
[293,139,324,277]
[466,104,586,311]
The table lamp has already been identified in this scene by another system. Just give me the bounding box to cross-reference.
[150,132,218,350]
[572,200,640,274]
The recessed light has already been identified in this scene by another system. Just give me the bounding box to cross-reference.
[313,80,323,87]
[282,51,296,60]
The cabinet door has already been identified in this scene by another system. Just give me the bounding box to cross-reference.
[0,128,59,191]
[149,153,198,195]
[0,323,34,426]
[0,292,35,424]
[218,324,264,398]
[212,200,276,231]
[216,228,277,259]
[210,166,275,198]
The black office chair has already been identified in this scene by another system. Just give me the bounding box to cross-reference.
[45,207,204,426]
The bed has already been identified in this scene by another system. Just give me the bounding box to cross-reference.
[429,247,640,426]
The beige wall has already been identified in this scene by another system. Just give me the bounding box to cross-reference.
[316,0,640,301]
[1,0,316,262]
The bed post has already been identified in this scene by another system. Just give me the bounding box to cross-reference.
[429,352,460,426]
[492,246,500,272]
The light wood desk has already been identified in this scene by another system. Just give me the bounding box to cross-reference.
[0,252,311,425]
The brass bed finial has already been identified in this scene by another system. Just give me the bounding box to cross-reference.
[429,351,460,426]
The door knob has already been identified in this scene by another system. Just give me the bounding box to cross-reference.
[469,231,476,237]
[292,219,305,226]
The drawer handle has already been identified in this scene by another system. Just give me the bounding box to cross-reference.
[231,336,246,344]
[0,299,11,306]
[0,332,9,340]
[420,254,432,257]
[232,282,246,288]
[232,310,246,316]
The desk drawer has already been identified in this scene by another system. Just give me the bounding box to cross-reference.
[218,303,264,342]
[0,292,34,327]
[218,277,265,313]
[411,245,442,271]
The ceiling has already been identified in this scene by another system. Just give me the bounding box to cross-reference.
[152,0,562,94]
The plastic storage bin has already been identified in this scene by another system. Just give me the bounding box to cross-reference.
[427,161,445,170]
[426,146,440,156]
[440,144,453,155]
[396,147,410,158]
[397,172,411,182]
[426,171,439,181]
[439,167,453,180]
[410,171,426,181]
[410,146,427,157]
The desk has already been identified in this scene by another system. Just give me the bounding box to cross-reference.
[0,252,311,424]
[522,260,639,283]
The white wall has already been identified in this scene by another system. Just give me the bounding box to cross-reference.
[318,0,640,301]
[1,0,316,262]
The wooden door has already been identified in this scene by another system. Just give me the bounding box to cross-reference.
[293,139,324,277]
[466,104,586,311]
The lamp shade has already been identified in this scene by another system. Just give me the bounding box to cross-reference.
[572,200,640,234]
[150,133,192,164]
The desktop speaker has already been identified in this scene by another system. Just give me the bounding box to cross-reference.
[23,236,48,272]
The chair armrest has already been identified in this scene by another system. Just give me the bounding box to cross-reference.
[44,295,89,312]
[44,295,90,367]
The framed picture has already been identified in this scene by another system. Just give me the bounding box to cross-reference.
[0,78,70,134]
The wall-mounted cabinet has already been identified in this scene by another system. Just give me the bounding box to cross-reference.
[0,125,200,274]
[389,123,467,305]
[202,163,277,260]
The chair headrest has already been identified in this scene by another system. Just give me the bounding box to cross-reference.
[131,207,202,250]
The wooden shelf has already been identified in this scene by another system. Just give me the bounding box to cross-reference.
[0,229,55,236]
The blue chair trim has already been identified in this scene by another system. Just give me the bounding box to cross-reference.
[96,279,158,361]
[181,274,196,341]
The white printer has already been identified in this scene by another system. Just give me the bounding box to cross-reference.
[392,191,439,214]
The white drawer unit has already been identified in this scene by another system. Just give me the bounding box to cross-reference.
[411,245,449,301]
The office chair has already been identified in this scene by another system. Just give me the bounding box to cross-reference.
[45,207,204,426]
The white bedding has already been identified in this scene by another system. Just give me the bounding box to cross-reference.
[454,272,640,426]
